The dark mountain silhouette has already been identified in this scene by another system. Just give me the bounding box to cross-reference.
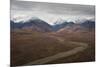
[10,18,52,32]
[56,20,95,33]
[10,20,23,29]
[22,18,52,32]
[81,20,95,29]
[11,18,95,32]
[52,21,74,31]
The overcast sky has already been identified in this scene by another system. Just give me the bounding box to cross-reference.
[11,0,95,25]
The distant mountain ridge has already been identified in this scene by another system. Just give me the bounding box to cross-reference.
[11,17,95,32]
[11,18,52,32]
[81,20,95,29]
[52,21,75,31]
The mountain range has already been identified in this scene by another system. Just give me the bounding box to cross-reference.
[11,18,52,32]
[10,17,95,32]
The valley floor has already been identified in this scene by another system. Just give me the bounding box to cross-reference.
[11,30,95,66]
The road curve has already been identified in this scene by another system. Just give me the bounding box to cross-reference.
[25,41,88,65]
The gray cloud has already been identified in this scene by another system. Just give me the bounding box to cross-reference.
[11,0,95,25]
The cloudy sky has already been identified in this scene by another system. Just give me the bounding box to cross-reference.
[11,0,95,25]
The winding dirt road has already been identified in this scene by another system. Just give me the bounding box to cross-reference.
[25,35,88,65]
